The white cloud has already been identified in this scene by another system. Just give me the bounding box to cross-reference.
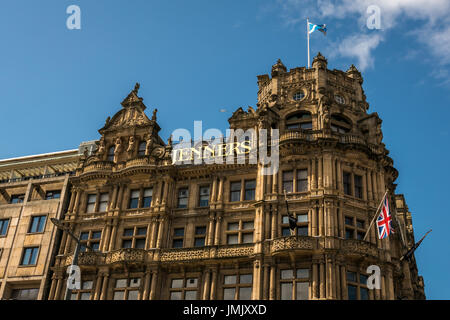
[275,0,450,72]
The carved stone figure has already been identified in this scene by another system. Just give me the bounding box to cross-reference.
[127,136,136,157]
[97,137,106,157]
[145,133,154,156]
[375,123,383,144]
[114,137,123,163]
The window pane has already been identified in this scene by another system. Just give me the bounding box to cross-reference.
[357,232,365,240]
[300,122,312,130]
[131,190,140,199]
[195,226,206,235]
[345,229,354,239]
[186,278,198,288]
[92,231,102,239]
[223,288,236,300]
[115,279,128,288]
[282,216,289,224]
[130,278,141,288]
[144,188,153,197]
[30,248,38,264]
[123,229,134,237]
[137,227,147,235]
[347,285,357,300]
[185,290,197,300]
[113,291,124,300]
[11,288,39,300]
[230,182,241,191]
[227,234,238,245]
[127,290,139,300]
[87,194,96,203]
[172,239,184,248]
[297,169,307,180]
[86,203,95,213]
[245,180,256,189]
[239,287,252,300]
[297,214,308,223]
[194,238,205,247]
[0,219,9,235]
[244,189,255,201]
[224,275,237,285]
[296,282,309,300]
[346,272,357,282]
[129,198,139,209]
[171,279,183,289]
[282,227,291,237]
[281,283,293,300]
[230,191,241,202]
[360,274,368,285]
[82,281,93,290]
[227,222,239,231]
[297,269,309,279]
[80,292,91,300]
[174,228,184,237]
[360,287,369,300]
[243,221,254,230]
[170,291,182,300]
[91,242,100,251]
[80,232,89,240]
[239,274,252,284]
[135,239,146,249]
[122,240,132,248]
[242,233,253,244]
[283,181,293,193]
[345,217,353,226]
[143,196,152,208]
[297,226,308,236]
[356,220,365,229]
[22,249,31,265]
[30,217,39,233]
[70,293,78,300]
[297,180,308,192]
[281,270,293,280]
[98,202,108,212]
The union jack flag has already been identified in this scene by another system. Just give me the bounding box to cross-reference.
[377,195,394,239]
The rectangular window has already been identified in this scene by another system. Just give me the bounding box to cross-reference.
[223,274,252,300]
[344,216,366,240]
[343,172,351,195]
[129,190,140,209]
[177,188,189,209]
[10,288,39,300]
[98,193,109,212]
[244,180,256,201]
[281,214,309,237]
[10,194,25,204]
[70,280,94,300]
[354,175,363,198]
[0,219,10,236]
[45,191,61,200]
[172,228,185,248]
[280,268,309,300]
[113,278,141,300]
[282,171,293,193]
[122,226,147,249]
[86,194,96,213]
[347,271,369,300]
[21,247,39,265]
[230,182,241,202]
[143,188,153,208]
[226,220,254,244]
[296,169,308,192]
[80,230,102,252]
[198,186,210,207]
[170,278,199,300]
[28,216,46,233]
[194,226,206,247]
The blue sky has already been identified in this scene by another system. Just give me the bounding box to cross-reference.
[0,0,449,299]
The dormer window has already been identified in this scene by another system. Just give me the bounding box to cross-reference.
[293,91,305,101]
[138,142,146,156]
[331,114,352,133]
[107,146,115,161]
[286,112,312,130]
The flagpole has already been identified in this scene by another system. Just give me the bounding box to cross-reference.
[363,189,389,241]
[307,18,310,68]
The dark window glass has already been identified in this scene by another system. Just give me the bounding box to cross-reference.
[282,227,291,237]
[122,240,132,248]
[172,239,184,248]
[360,287,369,300]
[345,229,354,239]
[348,285,357,300]
[80,232,89,241]
[282,171,293,193]
[195,226,206,235]
[345,217,353,226]
[300,122,312,130]
[98,193,109,212]
[360,274,368,285]
[346,271,357,282]
[356,219,365,229]
[230,182,241,202]
[107,147,115,161]
[123,229,134,237]
[143,188,152,208]
[296,169,308,192]
[199,186,210,207]
[357,231,365,240]
[45,191,61,200]
[135,238,146,249]
[244,180,256,200]
[0,219,10,236]
[10,288,39,300]
[21,247,39,265]
[354,175,363,198]
[173,228,184,248]
[86,194,96,213]
[297,226,308,236]
[174,228,184,237]
[129,190,139,209]
[138,142,146,156]
[194,238,205,247]
[343,172,351,195]
[29,216,46,233]
[10,194,25,204]
[178,188,189,208]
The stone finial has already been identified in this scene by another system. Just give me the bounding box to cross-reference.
[346,64,363,83]
[152,109,158,121]
[133,82,140,94]
[312,52,328,69]
[271,59,287,77]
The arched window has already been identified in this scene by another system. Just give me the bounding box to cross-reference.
[331,114,352,133]
[107,146,115,161]
[138,141,146,156]
[293,91,305,101]
[286,112,312,130]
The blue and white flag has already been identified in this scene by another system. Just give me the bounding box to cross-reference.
[308,22,327,35]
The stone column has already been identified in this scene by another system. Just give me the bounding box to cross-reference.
[271,207,278,239]
[156,216,166,248]
[210,267,218,300]
[48,274,58,300]
[108,219,118,251]
[319,262,325,299]
[149,270,158,300]
[311,158,316,190]
[318,202,324,236]
[340,265,347,300]
[312,263,319,299]
[214,214,222,245]
[263,264,270,300]
[142,269,152,300]
[150,217,158,248]
[318,157,323,189]
[207,213,215,246]
[269,265,276,300]
[100,273,109,300]
[94,273,104,300]
[202,269,211,300]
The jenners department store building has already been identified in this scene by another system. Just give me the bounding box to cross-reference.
[0,54,426,300]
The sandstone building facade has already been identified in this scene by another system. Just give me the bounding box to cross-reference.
[0,54,425,300]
